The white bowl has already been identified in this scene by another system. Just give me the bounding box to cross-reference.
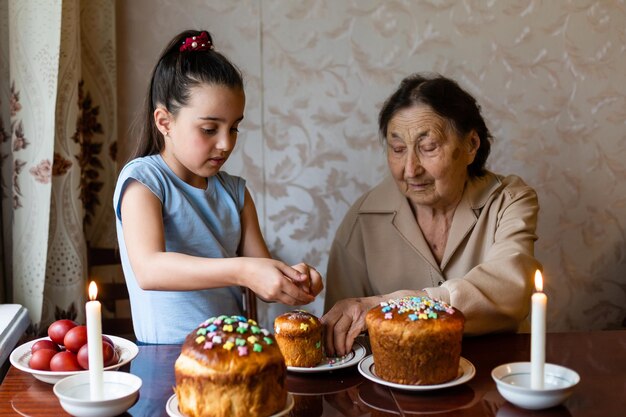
[491,362,580,410]
[9,335,139,384]
[53,371,141,417]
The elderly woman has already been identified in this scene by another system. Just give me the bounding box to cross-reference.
[322,73,541,356]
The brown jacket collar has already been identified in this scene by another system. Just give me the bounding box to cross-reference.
[357,172,502,270]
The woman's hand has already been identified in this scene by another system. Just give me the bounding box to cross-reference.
[290,262,324,297]
[239,258,317,306]
[321,290,428,356]
[321,297,378,357]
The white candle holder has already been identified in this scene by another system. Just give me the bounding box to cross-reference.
[53,371,141,417]
[491,362,579,410]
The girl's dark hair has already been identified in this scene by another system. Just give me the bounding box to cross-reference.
[378,73,492,177]
[131,30,244,159]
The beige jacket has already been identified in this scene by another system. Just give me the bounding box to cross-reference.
[324,171,541,335]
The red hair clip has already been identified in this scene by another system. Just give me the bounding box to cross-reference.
[180,32,214,52]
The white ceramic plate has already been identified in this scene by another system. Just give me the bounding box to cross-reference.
[287,341,367,373]
[9,335,139,384]
[166,393,294,417]
[358,355,475,391]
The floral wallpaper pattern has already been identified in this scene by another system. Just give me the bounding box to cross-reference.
[117,0,626,331]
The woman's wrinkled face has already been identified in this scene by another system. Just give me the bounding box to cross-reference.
[386,105,478,210]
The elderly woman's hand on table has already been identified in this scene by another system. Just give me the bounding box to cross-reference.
[321,290,427,356]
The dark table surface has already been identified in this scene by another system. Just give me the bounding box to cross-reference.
[1,331,624,416]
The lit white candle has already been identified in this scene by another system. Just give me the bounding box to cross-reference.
[530,270,547,389]
[86,281,104,400]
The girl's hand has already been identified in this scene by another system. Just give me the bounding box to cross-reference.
[290,262,324,297]
[241,258,316,306]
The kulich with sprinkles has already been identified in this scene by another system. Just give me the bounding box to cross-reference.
[174,315,287,417]
[274,310,323,367]
[365,296,465,385]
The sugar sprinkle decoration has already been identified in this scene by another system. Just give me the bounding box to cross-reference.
[195,315,275,355]
[380,296,454,320]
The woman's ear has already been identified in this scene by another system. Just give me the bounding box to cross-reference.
[466,130,480,164]
[154,107,172,136]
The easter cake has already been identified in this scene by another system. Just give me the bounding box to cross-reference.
[274,310,323,367]
[365,296,465,385]
[174,315,287,417]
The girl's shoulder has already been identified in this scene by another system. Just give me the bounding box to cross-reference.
[119,154,163,175]
[118,155,174,186]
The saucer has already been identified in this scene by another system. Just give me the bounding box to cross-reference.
[166,393,294,417]
[358,355,475,391]
[491,362,580,410]
[53,371,141,417]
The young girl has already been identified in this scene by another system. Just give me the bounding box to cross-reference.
[114,30,323,344]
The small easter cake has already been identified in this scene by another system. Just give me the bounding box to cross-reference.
[174,315,287,417]
[274,310,323,367]
[365,296,465,385]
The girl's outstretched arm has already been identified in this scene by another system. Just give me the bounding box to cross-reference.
[238,188,323,299]
[120,181,315,305]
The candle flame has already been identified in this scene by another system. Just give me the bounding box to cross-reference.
[534,270,543,292]
[88,281,98,301]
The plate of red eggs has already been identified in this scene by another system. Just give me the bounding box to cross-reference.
[9,319,138,384]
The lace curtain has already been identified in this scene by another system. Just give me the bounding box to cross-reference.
[0,0,117,336]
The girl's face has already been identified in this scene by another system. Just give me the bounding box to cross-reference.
[158,84,245,188]
[386,105,478,211]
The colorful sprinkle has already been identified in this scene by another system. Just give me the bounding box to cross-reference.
[300,323,309,331]
[195,315,275,354]
[378,296,454,321]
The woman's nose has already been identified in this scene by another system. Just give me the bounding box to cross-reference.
[404,150,422,177]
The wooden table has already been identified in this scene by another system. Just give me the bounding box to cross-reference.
[1,331,624,416]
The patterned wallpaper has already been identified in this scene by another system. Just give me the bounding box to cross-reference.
[117,1,626,331]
